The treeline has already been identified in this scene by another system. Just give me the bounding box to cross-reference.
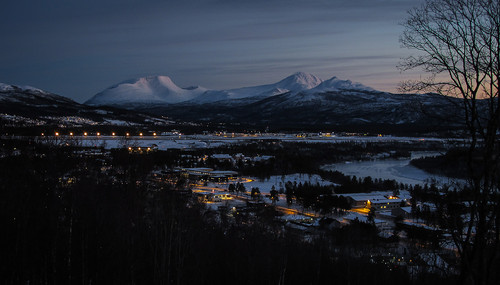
[189,140,435,179]
[318,170,407,193]
[281,181,351,213]
[409,148,469,179]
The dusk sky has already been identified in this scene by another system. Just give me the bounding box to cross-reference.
[1,0,423,103]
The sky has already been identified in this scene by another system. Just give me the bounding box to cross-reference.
[0,0,424,103]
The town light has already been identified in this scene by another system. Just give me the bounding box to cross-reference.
[126,132,130,136]
[55,132,59,136]
[96,132,100,136]
[139,133,143,136]
[84,132,88,136]
[112,132,116,136]
[69,132,73,136]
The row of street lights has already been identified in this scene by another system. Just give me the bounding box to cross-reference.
[41,132,158,137]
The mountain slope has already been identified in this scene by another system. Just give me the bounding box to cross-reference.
[86,72,325,106]
[85,76,207,106]
[308,76,374,93]
[192,72,323,104]
[0,83,175,128]
[141,89,464,130]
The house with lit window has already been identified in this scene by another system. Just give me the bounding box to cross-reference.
[366,198,403,210]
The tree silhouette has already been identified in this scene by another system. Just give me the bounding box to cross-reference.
[400,1,500,284]
[270,186,279,205]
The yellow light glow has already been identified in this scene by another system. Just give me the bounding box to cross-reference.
[112,132,116,136]
[153,132,157,136]
[96,132,100,136]
[84,132,88,136]
[69,132,73,136]
[55,132,59,136]
[41,133,44,136]
[126,133,130,136]
[139,133,143,136]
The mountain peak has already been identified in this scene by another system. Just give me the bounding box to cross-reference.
[0,82,46,93]
[86,75,207,105]
[310,76,374,93]
[85,73,378,106]
[276,72,323,90]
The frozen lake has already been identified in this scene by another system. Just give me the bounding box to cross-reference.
[321,152,458,186]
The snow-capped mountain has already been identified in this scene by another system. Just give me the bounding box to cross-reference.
[144,88,464,129]
[85,72,378,106]
[1,74,467,132]
[0,82,176,127]
[86,72,324,106]
[0,83,45,93]
[83,73,464,130]
[85,76,208,106]
[189,72,323,103]
[308,76,375,93]
[0,83,76,105]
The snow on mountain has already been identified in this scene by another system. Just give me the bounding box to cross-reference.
[84,72,376,107]
[85,76,208,106]
[0,82,76,105]
[308,76,375,93]
[275,72,323,90]
[0,83,46,93]
[194,72,323,103]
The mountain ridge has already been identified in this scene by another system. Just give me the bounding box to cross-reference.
[86,75,208,106]
[85,72,373,106]
[1,77,466,132]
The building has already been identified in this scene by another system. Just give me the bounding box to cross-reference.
[176,167,238,182]
[392,206,412,219]
[340,192,404,211]
[367,198,403,211]
[195,191,232,203]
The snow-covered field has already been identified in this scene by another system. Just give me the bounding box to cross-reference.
[242,173,333,193]
[48,134,451,150]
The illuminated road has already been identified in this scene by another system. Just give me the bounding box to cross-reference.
[192,184,320,218]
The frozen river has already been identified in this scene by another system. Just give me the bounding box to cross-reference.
[321,152,458,186]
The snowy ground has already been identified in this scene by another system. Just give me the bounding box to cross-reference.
[242,173,333,192]
[40,133,453,150]
[205,173,334,194]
